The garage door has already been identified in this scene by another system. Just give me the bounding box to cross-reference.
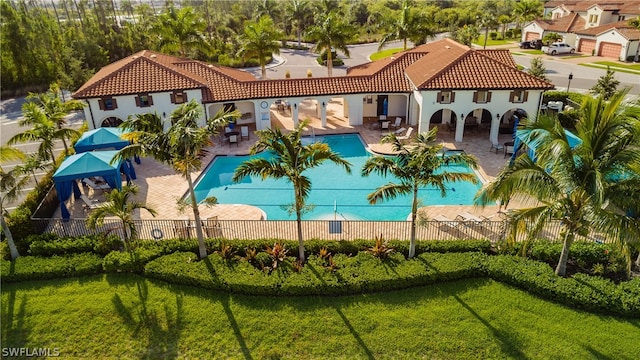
[578,39,596,54]
[598,42,622,59]
[525,32,539,41]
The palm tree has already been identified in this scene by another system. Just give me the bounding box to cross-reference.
[116,100,238,259]
[152,6,207,57]
[26,83,84,155]
[362,128,479,258]
[7,101,80,164]
[232,120,352,262]
[285,0,311,47]
[238,15,283,79]
[378,0,433,51]
[87,185,157,251]
[305,12,355,77]
[513,0,542,30]
[0,146,28,260]
[475,89,640,277]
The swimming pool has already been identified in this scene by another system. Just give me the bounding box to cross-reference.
[193,134,484,220]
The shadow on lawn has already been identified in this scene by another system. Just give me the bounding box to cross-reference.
[453,294,528,359]
[1,262,30,348]
[308,263,375,359]
[203,257,254,360]
[111,275,183,358]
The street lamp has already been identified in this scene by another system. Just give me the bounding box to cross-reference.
[567,72,573,93]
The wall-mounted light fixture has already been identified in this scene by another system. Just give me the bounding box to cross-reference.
[293,103,297,110]
[322,102,326,107]
[496,113,500,119]
[460,113,464,120]
[162,112,166,118]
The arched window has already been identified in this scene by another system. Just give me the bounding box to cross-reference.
[101,117,123,127]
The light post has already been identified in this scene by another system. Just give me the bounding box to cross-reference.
[567,72,573,93]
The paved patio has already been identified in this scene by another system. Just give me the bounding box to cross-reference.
[61,101,517,222]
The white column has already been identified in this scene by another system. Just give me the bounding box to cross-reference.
[291,101,300,128]
[320,100,327,128]
[490,115,500,145]
[455,116,465,142]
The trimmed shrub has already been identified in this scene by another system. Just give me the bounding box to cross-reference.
[0,253,103,282]
[28,234,121,256]
[103,248,164,273]
[484,255,640,317]
[144,251,486,296]
[317,50,344,66]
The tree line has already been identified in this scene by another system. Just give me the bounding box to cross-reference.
[1,0,544,96]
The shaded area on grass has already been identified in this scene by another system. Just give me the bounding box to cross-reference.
[2,275,639,359]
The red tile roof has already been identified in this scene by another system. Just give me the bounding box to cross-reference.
[73,39,554,102]
[534,13,586,33]
[73,51,208,98]
[545,1,640,15]
[574,20,640,39]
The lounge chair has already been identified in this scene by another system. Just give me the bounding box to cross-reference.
[433,215,468,238]
[80,194,106,210]
[240,126,249,140]
[380,121,390,132]
[83,178,110,193]
[397,127,414,141]
[203,216,223,238]
[455,211,483,223]
[173,219,192,239]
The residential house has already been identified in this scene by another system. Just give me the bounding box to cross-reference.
[523,0,640,60]
[72,38,553,145]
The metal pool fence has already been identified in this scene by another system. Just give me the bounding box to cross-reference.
[28,217,605,244]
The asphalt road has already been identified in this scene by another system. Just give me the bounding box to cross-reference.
[1,92,84,212]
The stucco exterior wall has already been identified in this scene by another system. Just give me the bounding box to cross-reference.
[84,89,203,130]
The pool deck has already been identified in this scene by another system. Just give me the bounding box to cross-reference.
[61,101,518,222]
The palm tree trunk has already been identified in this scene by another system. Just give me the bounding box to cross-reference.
[403,38,407,51]
[297,26,302,47]
[409,186,418,258]
[261,63,267,79]
[122,219,130,251]
[326,49,333,77]
[555,230,575,276]
[635,252,640,270]
[1,214,20,260]
[186,172,207,259]
[295,194,305,262]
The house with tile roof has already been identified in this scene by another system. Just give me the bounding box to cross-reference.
[72,38,553,144]
[523,0,640,60]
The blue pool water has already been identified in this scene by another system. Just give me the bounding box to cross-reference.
[193,134,484,220]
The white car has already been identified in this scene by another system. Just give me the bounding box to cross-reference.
[541,42,576,55]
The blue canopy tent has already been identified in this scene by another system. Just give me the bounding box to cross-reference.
[74,127,141,167]
[74,127,129,153]
[515,128,582,163]
[53,150,128,219]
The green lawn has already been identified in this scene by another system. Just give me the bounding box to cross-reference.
[580,61,640,75]
[369,47,404,61]
[3,275,639,359]
[472,36,516,47]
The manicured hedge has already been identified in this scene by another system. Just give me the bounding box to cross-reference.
[0,253,103,282]
[144,251,487,296]
[503,240,627,281]
[485,255,640,317]
[102,247,165,273]
[27,234,122,257]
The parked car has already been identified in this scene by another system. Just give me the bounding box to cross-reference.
[541,42,576,55]
[519,40,543,50]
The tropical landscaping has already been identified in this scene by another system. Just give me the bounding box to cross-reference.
[2,0,640,357]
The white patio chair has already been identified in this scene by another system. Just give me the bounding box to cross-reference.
[391,117,402,129]
[229,135,239,146]
[241,126,249,140]
[397,127,414,140]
